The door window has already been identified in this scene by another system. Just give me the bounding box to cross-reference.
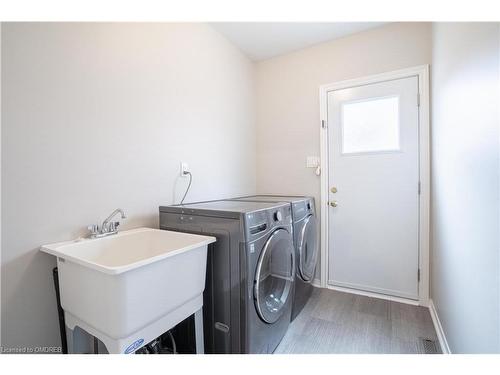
[298,215,318,282]
[342,96,400,154]
[254,229,294,324]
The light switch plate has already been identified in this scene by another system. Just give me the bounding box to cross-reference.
[306,156,320,168]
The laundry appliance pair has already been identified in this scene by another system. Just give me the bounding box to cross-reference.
[159,195,318,354]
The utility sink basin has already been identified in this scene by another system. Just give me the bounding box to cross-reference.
[41,227,216,353]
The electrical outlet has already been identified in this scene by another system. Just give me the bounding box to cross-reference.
[180,162,190,177]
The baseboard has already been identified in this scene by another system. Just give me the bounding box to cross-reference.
[312,278,321,288]
[428,299,451,354]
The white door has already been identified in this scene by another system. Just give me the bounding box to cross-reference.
[327,76,420,300]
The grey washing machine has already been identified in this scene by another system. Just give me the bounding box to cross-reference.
[159,200,295,354]
[232,196,318,321]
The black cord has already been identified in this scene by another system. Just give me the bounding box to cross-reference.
[180,171,192,204]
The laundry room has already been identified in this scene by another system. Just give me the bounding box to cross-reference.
[1,1,500,374]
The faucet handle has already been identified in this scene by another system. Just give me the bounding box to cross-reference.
[108,221,120,232]
[87,224,99,234]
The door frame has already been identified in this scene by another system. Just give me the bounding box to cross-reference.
[318,65,430,306]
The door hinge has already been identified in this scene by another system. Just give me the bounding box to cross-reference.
[417,269,421,282]
[417,93,421,107]
[418,181,421,195]
[321,120,327,129]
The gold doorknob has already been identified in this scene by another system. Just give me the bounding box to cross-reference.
[331,187,337,193]
[329,201,338,207]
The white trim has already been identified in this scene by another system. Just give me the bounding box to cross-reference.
[312,278,321,288]
[429,299,451,354]
[319,74,329,289]
[318,65,431,306]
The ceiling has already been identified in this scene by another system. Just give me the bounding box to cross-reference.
[210,22,386,61]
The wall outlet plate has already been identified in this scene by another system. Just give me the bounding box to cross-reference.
[180,162,190,177]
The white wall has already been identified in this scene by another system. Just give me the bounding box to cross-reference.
[431,23,500,353]
[1,23,256,350]
[255,22,432,280]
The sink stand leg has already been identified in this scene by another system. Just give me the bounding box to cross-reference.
[194,308,204,354]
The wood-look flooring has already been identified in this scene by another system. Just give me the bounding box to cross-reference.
[275,287,439,354]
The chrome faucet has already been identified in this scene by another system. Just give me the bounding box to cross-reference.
[88,208,127,238]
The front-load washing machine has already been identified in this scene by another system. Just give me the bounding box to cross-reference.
[159,200,295,353]
[232,196,318,321]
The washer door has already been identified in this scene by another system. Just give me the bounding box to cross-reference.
[298,214,319,282]
[254,228,294,324]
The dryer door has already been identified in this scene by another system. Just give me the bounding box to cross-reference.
[298,214,319,282]
[254,228,294,324]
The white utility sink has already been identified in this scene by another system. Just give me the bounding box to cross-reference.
[41,227,216,354]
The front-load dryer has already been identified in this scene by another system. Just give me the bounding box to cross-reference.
[159,199,294,353]
[232,196,318,321]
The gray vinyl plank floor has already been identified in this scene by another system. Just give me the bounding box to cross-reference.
[275,288,440,354]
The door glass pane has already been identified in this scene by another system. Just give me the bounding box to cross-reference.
[342,96,400,154]
[255,229,293,323]
[259,244,289,312]
[299,215,318,281]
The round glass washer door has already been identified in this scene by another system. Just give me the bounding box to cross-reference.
[254,228,294,324]
[298,214,319,282]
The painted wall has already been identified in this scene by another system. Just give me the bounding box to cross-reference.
[1,23,256,350]
[430,23,500,353]
[255,23,432,280]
